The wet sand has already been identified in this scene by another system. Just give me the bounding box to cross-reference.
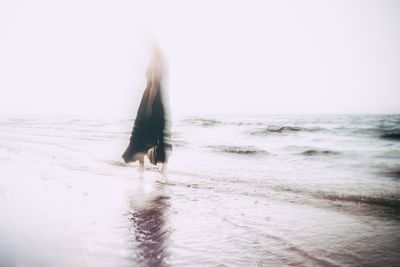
[2,160,400,266]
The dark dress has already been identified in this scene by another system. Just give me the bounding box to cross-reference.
[122,79,171,164]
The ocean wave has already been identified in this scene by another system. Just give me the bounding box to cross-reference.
[365,162,400,179]
[230,122,266,126]
[375,164,400,179]
[209,145,268,155]
[261,183,400,210]
[383,170,400,179]
[379,150,400,158]
[315,191,400,210]
[251,126,323,135]
[273,183,400,210]
[183,118,222,126]
[301,149,340,156]
[380,129,400,141]
[341,126,400,141]
[167,171,400,211]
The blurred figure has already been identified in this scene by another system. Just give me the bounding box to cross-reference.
[122,46,172,180]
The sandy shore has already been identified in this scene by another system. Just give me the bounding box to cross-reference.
[2,158,400,267]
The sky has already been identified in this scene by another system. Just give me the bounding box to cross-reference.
[0,0,399,117]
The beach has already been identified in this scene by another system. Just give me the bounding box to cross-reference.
[0,114,399,266]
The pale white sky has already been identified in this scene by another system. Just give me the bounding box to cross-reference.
[0,0,399,117]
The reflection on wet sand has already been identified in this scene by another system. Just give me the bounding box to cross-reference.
[129,182,170,267]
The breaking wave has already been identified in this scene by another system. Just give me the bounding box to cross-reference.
[183,118,222,126]
[301,150,340,156]
[251,126,323,135]
[209,145,268,155]
[380,129,400,141]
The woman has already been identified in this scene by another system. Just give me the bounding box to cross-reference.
[122,48,171,178]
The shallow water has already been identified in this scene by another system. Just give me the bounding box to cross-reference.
[0,114,399,266]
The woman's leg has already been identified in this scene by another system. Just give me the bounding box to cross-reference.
[138,154,145,177]
[138,155,144,169]
[161,162,168,183]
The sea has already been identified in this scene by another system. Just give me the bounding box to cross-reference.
[0,114,399,266]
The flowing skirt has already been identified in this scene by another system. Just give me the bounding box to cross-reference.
[122,85,171,164]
